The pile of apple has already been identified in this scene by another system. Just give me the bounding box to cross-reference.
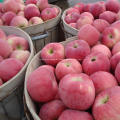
[0,28,30,86]
[0,0,59,27]
[64,0,120,32]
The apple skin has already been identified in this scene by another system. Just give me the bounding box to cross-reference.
[7,36,29,50]
[78,24,100,46]
[0,3,3,12]
[17,11,24,17]
[99,11,116,24]
[69,23,77,29]
[80,12,94,20]
[66,8,80,15]
[37,0,50,11]
[93,19,110,33]
[2,11,16,25]
[55,59,82,80]
[91,44,111,58]
[26,0,38,5]
[58,110,93,120]
[10,16,28,28]
[0,58,24,82]
[59,73,95,110]
[76,16,93,30]
[0,39,12,58]
[53,7,59,15]
[7,34,17,39]
[65,40,90,61]
[82,52,110,75]
[93,86,120,120]
[83,3,91,12]
[101,27,120,48]
[90,71,118,95]
[73,3,84,13]
[112,42,120,55]
[27,65,58,102]
[0,78,3,86]
[0,56,3,63]
[41,8,57,21]
[65,12,80,24]
[116,10,120,20]
[24,4,40,20]
[115,62,120,84]
[90,2,106,18]
[0,19,3,25]
[39,100,66,120]
[0,28,6,40]
[105,0,120,13]
[29,17,44,26]
[41,43,65,66]
[10,50,30,64]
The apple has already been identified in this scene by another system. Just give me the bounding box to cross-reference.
[93,86,120,120]
[90,71,118,95]
[116,10,120,20]
[83,3,91,12]
[37,0,50,11]
[78,24,100,46]
[18,4,25,11]
[0,56,3,63]
[90,2,106,18]
[73,3,84,13]
[26,0,38,5]
[59,73,95,110]
[82,52,110,75]
[112,42,120,55]
[0,78,3,86]
[10,16,28,28]
[0,19,3,25]
[99,11,117,24]
[17,11,24,17]
[69,23,77,29]
[65,12,80,24]
[29,17,44,26]
[27,65,58,102]
[66,8,80,15]
[0,29,6,40]
[65,40,90,60]
[41,43,65,66]
[0,12,3,19]
[10,50,30,64]
[41,8,57,21]
[7,36,29,50]
[76,16,93,30]
[2,11,16,25]
[53,7,59,15]
[0,3,3,12]
[55,59,82,80]
[91,44,111,58]
[15,0,24,4]
[7,34,17,39]
[39,100,66,120]
[106,0,120,13]
[24,4,40,20]
[80,12,94,20]
[93,19,110,33]
[0,39,12,58]
[115,62,120,84]
[110,52,120,71]
[101,27,120,48]
[0,58,24,82]
[58,110,93,120]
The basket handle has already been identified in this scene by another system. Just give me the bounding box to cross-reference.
[31,31,49,41]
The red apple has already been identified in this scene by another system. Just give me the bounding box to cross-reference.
[0,29,6,40]
[0,56,3,63]
[7,36,29,50]
[58,110,93,120]
[55,59,82,80]
[0,3,3,12]
[53,7,59,15]
[83,3,91,12]
[106,0,120,13]
[37,0,50,11]
[10,16,28,28]
[69,23,77,29]
[90,2,106,18]
[39,100,66,120]
[90,71,118,95]
[24,4,40,20]
[0,58,24,82]
[26,0,38,5]
[41,43,65,66]
[10,50,30,64]
[0,39,12,58]
[41,8,57,21]
[65,12,80,24]
[17,11,24,17]
[78,24,100,46]
[102,27,120,48]
[112,42,120,55]
[80,12,94,20]
[73,3,84,13]
[0,12,3,19]
[65,40,90,60]
[66,8,80,15]
[93,86,120,120]
[82,52,110,75]
[59,73,95,110]
[0,78,3,86]
[15,0,24,4]
[18,4,25,11]
[99,11,116,24]
[27,65,58,102]
[91,44,111,58]
[115,62,120,84]
[2,11,16,25]
[29,17,44,26]
[93,19,110,33]
[0,19,3,25]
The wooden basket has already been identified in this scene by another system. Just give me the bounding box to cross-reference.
[24,36,78,120]
[61,9,79,39]
[22,5,62,53]
[0,26,34,120]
